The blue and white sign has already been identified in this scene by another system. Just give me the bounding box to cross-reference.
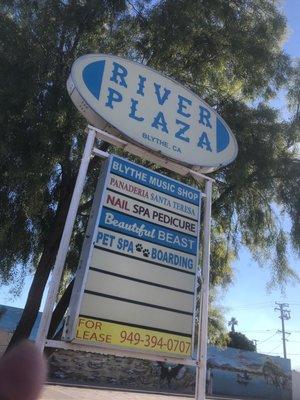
[65,155,202,357]
[67,54,238,169]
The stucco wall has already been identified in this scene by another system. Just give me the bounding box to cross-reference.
[0,330,12,356]
[293,370,300,400]
[47,346,292,399]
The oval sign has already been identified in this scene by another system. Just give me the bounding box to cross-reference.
[67,54,238,169]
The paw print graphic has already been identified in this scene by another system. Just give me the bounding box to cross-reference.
[135,243,143,252]
[143,249,150,257]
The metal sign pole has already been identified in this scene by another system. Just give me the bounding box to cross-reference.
[195,179,212,400]
[35,128,96,350]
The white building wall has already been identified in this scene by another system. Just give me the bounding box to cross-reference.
[293,370,300,400]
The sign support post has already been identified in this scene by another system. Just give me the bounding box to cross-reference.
[196,179,212,400]
[36,128,97,350]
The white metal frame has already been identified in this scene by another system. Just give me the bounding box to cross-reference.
[36,126,213,400]
[35,129,96,348]
[62,156,114,342]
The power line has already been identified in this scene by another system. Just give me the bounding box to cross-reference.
[229,302,273,310]
[240,329,275,332]
[243,302,273,304]
[260,333,278,343]
[226,302,300,310]
[268,353,300,356]
[239,329,300,337]
[266,344,282,355]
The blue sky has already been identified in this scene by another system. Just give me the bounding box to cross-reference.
[221,0,300,370]
[0,0,299,369]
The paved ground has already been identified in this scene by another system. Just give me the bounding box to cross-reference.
[40,385,192,400]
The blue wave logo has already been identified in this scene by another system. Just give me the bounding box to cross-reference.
[82,60,106,100]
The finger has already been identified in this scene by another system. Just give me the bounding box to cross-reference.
[0,341,47,400]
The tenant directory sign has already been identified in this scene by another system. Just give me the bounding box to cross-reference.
[65,155,201,357]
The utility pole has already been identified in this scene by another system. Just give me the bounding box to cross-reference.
[274,303,290,359]
[228,317,238,332]
[252,339,258,351]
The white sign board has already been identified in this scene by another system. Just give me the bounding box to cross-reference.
[67,54,238,169]
[64,155,201,358]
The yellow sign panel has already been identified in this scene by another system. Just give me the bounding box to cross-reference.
[76,316,192,357]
